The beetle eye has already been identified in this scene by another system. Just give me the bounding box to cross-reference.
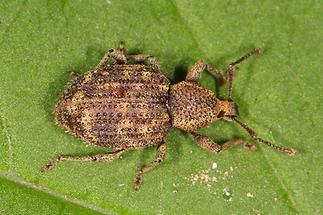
[225,114,235,118]
[217,110,225,118]
[229,115,237,119]
[224,115,237,121]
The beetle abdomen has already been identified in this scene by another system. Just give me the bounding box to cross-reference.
[54,64,171,149]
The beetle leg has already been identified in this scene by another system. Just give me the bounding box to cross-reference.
[127,54,160,71]
[96,43,127,69]
[95,51,111,69]
[188,132,256,153]
[42,149,125,172]
[185,60,225,85]
[69,71,81,78]
[134,141,166,190]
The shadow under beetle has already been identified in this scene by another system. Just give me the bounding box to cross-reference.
[44,43,296,190]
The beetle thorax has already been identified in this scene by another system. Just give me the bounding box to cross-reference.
[169,81,229,132]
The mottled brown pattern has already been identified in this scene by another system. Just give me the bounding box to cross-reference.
[54,64,171,149]
[169,81,221,132]
[46,46,295,191]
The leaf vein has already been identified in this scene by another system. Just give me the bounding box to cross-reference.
[0,0,27,46]
[0,172,117,215]
[260,149,300,213]
[169,0,208,59]
[0,113,14,173]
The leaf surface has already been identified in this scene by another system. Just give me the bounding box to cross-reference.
[0,0,322,214]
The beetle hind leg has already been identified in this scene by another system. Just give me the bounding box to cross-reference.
[96,42,127,68]
[134,141,166,190]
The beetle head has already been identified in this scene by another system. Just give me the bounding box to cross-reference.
[217,100,238,121]
[214,47,296,156]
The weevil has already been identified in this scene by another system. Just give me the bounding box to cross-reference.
[44,43,296,190]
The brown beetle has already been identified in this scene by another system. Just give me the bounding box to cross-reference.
[44,43,296,190]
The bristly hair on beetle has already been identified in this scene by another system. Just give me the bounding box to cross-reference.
[43,43,296,190]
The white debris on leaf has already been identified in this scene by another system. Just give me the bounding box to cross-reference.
[246,192,254,198]
[212,162,218,170]
[223,187,233,202]
[185,162,237,193]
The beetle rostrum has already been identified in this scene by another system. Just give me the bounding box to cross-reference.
[43,43,296,190]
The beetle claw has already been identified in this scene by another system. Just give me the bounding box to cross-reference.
[42,162,54,172]
[134,174,143,190]
[285,148,296,156]
[42,157,60,172]
[243,141,257,151]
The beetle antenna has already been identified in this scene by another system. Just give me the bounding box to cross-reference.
[233,118,296,156]
[226,48,262,100]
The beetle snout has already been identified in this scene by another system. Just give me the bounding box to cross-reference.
[221,100,239,121]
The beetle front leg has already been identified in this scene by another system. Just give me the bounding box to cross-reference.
[134,141,166,190]
[96,42,127,68]
[69,71,81,78]
[185,60,225,84]
[188,132,256,153]
[43,149,125,171]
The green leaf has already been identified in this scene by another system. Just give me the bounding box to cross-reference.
[0,0,322,214]
[0,175,105,215]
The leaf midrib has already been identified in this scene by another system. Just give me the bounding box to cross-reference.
[0,172,114,215]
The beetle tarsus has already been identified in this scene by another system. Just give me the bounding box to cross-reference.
[134,171,143,190]
[42,157,60,172]
[285,148,296,156]
[133,142,166,190]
